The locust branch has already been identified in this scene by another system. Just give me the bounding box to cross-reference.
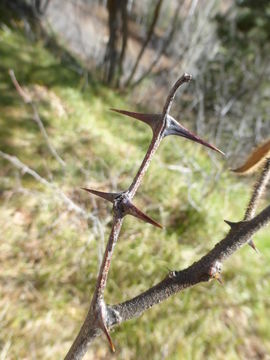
[64,73,269,360]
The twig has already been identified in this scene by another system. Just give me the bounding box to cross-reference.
[9,69,66,167]
[242,158,270,251]
[0,150,92,220]
[65,73,227,359]
[244,158,270,220]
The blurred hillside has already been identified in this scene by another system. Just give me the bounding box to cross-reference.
[38,0,270,162]
[0,1,270,360]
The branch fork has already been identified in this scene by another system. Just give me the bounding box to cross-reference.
[64,75,270,360]
[65,73,225,359]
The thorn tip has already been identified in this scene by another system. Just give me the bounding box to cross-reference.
[248,240,259,254]
[127,202,162,228]
[82,187,118,203]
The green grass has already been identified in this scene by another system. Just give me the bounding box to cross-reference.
[0,17,270,360]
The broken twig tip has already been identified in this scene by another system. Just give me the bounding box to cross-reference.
[183,73,192,82]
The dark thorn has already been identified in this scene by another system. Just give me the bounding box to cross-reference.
[224,219,237,228]
[164,115,224,155]
[127,202,162,229]
[110,108,162,131]
[81,188,118,203]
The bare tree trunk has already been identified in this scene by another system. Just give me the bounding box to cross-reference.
[103,0,128,86]
[117,0,128,87]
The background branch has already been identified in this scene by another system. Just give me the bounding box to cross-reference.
[0,150,92,220]
[9,69,66,167]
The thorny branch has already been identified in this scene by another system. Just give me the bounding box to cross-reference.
[63,74,269,360]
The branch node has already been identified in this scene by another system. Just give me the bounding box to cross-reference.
[167,269,177,279]
[208,261,223,284]
[83,188,162,227]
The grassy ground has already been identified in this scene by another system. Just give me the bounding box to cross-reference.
[0,14,270,360]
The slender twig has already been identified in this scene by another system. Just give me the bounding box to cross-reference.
[128,73,192,198]
[9,69,66,167]
[125,0,164,87]
[129,2,181,89]
[243,157,270,251]
[0,151,92,220]
[162,73,192,116]
[244,158,270,220]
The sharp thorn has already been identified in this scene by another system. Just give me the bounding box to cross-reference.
[248,239,259,254]
[224,219,246,230]
[127,203,162,229]
[81,188,118,203]
[164,115,224,155]
[224,219,237,228]
[101,322,115,353]
[110,108,162,131]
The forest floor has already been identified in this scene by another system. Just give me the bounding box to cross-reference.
[1,7,270,360]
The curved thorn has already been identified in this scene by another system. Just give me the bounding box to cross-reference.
[164,115,224,155]
[110,108,162,131]
[81,188,118,203]
[127,202,162,229]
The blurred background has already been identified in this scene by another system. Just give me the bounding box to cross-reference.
[0,0,270,359]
